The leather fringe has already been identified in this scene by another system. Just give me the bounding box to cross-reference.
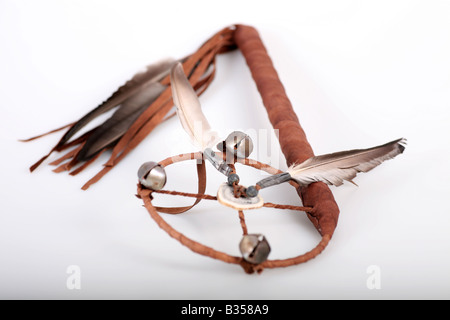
[25,26,236,190]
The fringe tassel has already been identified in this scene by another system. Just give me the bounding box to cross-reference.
[24,26,236,189]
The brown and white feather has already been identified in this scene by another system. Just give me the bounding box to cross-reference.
[288,138,406,186]
[170,62,219,151]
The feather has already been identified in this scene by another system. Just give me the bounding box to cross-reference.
[59,58,176,150]
[76,81,166,160]
[288,138,406,186]
[170,62,219,151]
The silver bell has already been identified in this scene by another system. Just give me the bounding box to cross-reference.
[239,234,271,264]
[218,131,254,159]
[138,161,167,190]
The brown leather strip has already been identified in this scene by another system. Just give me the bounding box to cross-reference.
[29,128,93,172]
[262,234,331,269]
[29,152,52,173]
[49,148,79,166]
[159,26,234,87]
[234,25,340,237]
[55,128,96,152]
[19,122,75,142]
[52,144,84,172]
[238,210,248,235]
[81,166,112,190]
[70,149,105,176]
[153,160,207,214]
[153,190,217,201]
[262,202,313,212]
[139,184,242,266]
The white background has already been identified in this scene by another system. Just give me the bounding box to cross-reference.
[1,0,449,299]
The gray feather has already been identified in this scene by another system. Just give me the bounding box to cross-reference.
[75,59,176,160]
[288,138,406,186]
[76,82,166,160]
[59,58,176,149]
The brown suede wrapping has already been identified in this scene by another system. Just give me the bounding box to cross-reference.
[234,25,339,237]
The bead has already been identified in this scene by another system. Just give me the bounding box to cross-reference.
[227,173,240,185]
[245,185,258,198]
[138,161,167,190]
[239,234,271,264]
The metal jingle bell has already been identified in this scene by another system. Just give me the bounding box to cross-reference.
[138,161,167,190]
[217,131,254,159]
[239,233,271,264]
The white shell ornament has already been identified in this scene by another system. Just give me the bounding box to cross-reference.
[217,183,264,210]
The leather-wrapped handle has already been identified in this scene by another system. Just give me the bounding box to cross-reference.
[234,25,339,237]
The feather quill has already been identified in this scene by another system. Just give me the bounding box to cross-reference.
[170,62,219,151]
[288,138,406,186]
